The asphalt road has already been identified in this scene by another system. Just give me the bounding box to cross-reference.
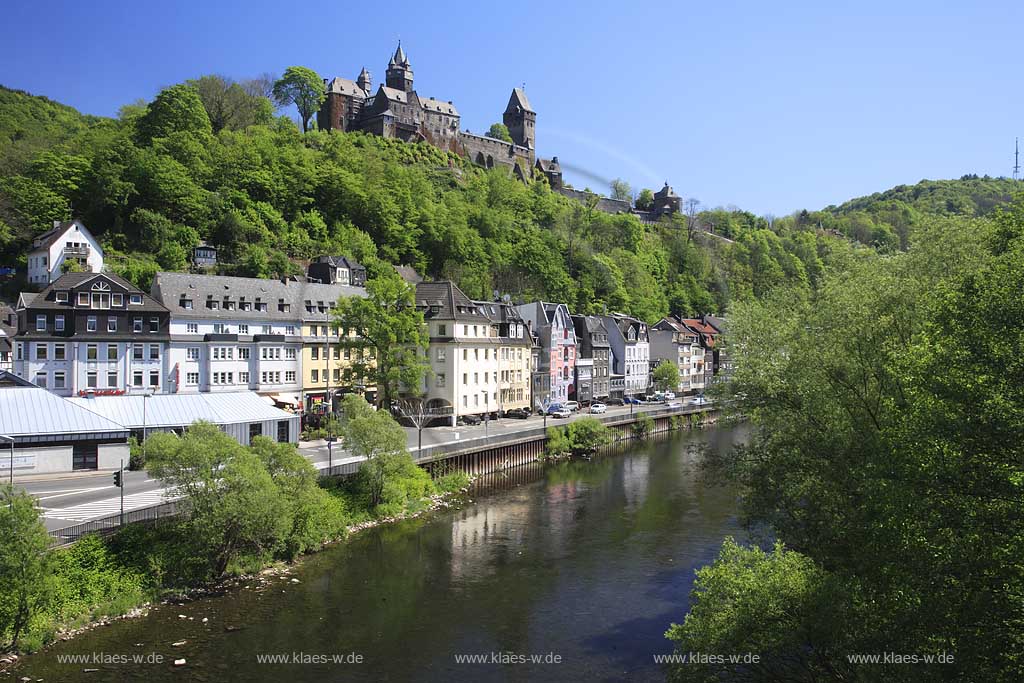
[20,399,705,530]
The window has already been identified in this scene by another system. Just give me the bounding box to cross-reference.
[78,292,89,306]
[285,348,296,360]
[34,372,47,388]
[87,344,98,361]
[35,344,47,360]
[132,370,143,388]
[239,371,249,383]
[344,348,350,360]
[133,344,143,360]
[186,323,199,334]
[186,372,199,385]
[333,347,340,360]
[463,325,468,336]
[86,316,97,332]
[87,371,98,388]
[107,370,118,387]
[462,396,467,407]
[311,347,320,361]
[150,318,159,333]
[438,324,447,336]
[149,371,159,387]
[107,344,118,361]
[262,325,272,334]
[187,347,200,361]
[462,373,467,385]
[285,371,296,383]
[239,324,249,335]
[112,294,123,307]
[15,343,22,361]
[437,373,446,387]
[54,344,65,360]
[277,420,289,443]
[130,294,142,305]
[238,347,250,360]
[54,315,64,332]
[149,345,159,361]
[437,348,446,362]
[133,317,142,333]
[56,291,68,303]
[106,316,116,332]
[463,349,468,361]
[213,323,227,334]
[311,369,319,383]
[333,369,340,382]
[53,371,66,389]
[474,372,479,384]
[285,325,295,335]
[34,314,49,332]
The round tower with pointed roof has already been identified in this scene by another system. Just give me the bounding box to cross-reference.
[385,41,414,93]
[356,66,372,95]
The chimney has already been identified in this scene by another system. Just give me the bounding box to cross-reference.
[54,220,60,228]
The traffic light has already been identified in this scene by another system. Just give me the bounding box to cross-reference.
[113,470,122,488]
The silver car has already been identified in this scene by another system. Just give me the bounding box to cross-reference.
[589,403,607,414]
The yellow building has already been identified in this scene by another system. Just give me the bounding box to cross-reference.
[300,285,375,414]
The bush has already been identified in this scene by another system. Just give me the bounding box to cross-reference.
[127,436,145,470]
[544,426,572,459]
[435,471,471,494]
[631,413,654,439]
[565,417,613,455]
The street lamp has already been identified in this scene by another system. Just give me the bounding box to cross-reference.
[141,390,152,466]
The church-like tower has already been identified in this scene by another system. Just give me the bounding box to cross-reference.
[503,87,536,152]
[385,42,414,92]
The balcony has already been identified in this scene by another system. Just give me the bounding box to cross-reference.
[63,245,90,257]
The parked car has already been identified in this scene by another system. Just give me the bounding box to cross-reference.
[624,396,641,405]
[667,400,682,408]
[589,403,607,414]
[551,408,572,419]
[565,401,580,412]
[606,397,625,406]
[545,403,564,415]
[504,408,530,419]
[459,414,482,426]
[693,396,708,405]
[664,391,676,400]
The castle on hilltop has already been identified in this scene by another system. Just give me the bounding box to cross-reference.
[317,42,538,180]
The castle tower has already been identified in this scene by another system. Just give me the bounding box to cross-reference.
[385,42,414,92]
[357,66,372,95]
[503,87,536,152]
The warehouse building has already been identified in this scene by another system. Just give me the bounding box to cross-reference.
[0,371,129,473]
[67,390,300,446]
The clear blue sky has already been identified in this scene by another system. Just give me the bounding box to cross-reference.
[2,0,1022,215]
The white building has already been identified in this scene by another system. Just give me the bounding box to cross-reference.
[151,273,307,410]
[27,219,104,287]
[602,314,650,398]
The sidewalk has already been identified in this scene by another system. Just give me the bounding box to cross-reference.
[12,469,115,484]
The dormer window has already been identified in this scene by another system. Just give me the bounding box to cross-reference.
[180,298,194,310]
[56,291,68,303]
[78,292,89,306]
[129,294,142,305]
[112,293,123,307]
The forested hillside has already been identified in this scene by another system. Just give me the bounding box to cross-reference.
[2,81,1019,321]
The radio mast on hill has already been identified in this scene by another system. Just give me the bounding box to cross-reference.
[1015,138,1021,180]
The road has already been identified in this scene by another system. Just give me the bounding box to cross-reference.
[19,400,706,531]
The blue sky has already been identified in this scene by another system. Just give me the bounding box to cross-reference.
[2,0,1022,215]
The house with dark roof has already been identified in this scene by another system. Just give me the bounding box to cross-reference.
[308,256,367,287]
[599,313,650,399]
[27,219,104,287]
[473,299,532,415]
[414,281,504,424]
[13,272,170,397]
[0,303,15,372]
[572,315,611,402]
[516,302,577,407]
[651,315,701,394]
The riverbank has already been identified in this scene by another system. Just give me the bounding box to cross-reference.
[14,425,748,683]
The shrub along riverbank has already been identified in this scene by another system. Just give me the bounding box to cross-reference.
[0,399,469,654]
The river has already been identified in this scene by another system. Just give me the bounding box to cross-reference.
[17,424,748,682]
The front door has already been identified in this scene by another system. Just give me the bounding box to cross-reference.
[72,443,98,470]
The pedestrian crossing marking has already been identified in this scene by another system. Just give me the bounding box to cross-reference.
[44,489,177,522]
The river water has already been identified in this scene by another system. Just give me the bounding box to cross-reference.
[18,424,748,682]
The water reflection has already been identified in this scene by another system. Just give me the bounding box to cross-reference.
[18,425,748,683]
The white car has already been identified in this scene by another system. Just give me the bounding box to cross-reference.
[589,403,607,414]
[565,401,580,412]
[664,392,676,400]
[667,400,682,408]
[551,408,572,418]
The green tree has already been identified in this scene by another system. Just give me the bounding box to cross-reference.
[332,269,430,408]
[610,177,632,202]
[486,123,512,143]
[156,241,188,270]
[652,360,680,392]
[145,423,289,577]
[0,487,52,650]
[188,75,273,133]
[635,188,654,210]
[135,84,212,145]
[273,66,325,133]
